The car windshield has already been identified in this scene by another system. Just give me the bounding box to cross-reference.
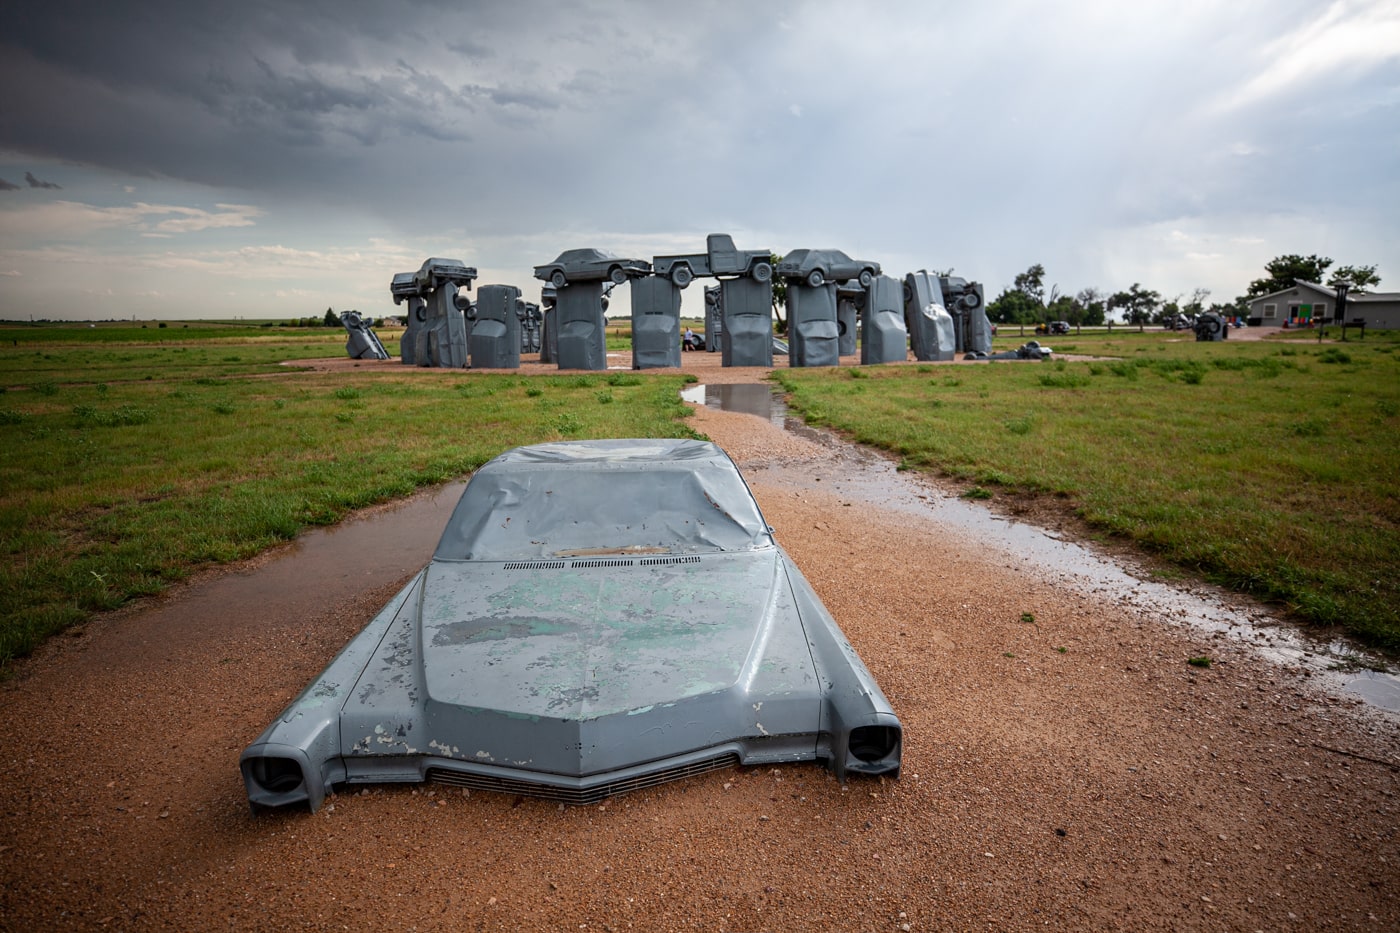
[558,249,614,263]
[433,441,774,560]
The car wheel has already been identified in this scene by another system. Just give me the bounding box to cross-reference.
[752,262,772,283]
[902,283,912,305]
[858,269,874,288]
[609,266,627,285]
[551,269,567,289]
[962,291,982,310]
[671,264,693,289]
[806,269,825,288]
[414,304,426,323]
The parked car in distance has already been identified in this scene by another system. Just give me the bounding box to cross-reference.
[533,249,650,288]
[776,249,881,288]
[1035,320,1070,335]
[652,234,772,288]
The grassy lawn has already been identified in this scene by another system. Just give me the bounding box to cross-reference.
[0,326,696,666]
[772,329,1400,652]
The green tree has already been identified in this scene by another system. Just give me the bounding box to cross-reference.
[1183,287,1210,316]
[1247,254,1333,297]
[986,288,1042,325]
[1109,283,1161,326]
[1046,294,1074,322]
[1013,263,1047,306]
[1074,287,1107,326]
[323,307,338,327]
[1328,264,1382,293]
[769,253,787,333]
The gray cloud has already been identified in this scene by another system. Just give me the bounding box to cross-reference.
[0,179,19,191]
[24,171,60,189]
[1,0,1397,319]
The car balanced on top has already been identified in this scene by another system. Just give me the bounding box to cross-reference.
[532,248,651,289]
[776,248,881,288]
[651,234,773,289]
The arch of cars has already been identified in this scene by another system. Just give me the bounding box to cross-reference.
[370,235,1000,371]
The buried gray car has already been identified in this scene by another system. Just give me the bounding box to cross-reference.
[241,439,901,812]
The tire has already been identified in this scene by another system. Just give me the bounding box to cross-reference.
[551,269,567,289]
[858,269,874,288]
[962,291,982,310]
[609,266,627,285]
[806,269,825,288]
[414,304,426,323]
[751,262,772,283]
[671,264,693,289]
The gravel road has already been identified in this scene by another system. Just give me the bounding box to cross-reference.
[2,350,1397,932]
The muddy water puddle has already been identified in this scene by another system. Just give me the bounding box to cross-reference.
[686,381,1400,713]
[166,482,464,641]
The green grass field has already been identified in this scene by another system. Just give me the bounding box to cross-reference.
[773,328,1400,652]
[3,322,1398,666]
[0,326,697,666]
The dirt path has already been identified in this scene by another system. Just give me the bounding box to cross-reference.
[2,354,1398,932]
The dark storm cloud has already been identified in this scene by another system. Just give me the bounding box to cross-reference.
[0,179,19,191]
[24,171,61,189]
[1,1,527,188]
[2,0,1396,311]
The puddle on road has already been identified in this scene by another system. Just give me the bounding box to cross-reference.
[686,382,1400,713]
[189,482,464,628]
[681,383,787,425]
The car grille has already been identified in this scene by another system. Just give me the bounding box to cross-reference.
[426,753,738,805]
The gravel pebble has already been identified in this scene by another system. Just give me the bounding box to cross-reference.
[1,353,1397,932]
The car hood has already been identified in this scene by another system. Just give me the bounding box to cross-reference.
[412,549,805,720]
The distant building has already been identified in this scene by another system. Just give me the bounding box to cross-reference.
[1247,280,1400,329]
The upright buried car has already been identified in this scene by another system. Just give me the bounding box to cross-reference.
[242,439,901,812]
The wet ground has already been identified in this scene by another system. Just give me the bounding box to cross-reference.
[683,382,1400,713]
[3,355,1398,932]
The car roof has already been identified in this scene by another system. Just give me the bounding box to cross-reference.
[554,248,616,262]
[434,439,774,560]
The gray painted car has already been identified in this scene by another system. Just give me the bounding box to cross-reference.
[533,248,651,288]
[241,439,901,812]
[776,249,881,288]
[652,234,773,288]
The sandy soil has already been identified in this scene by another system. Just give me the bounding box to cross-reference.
[3,349,1398,932]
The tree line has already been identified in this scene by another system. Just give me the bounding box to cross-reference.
[985,255,1382,327]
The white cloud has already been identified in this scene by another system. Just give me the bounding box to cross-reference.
[2,0,1397,319]
[0,199,262,244]
[1209,0,1400,113]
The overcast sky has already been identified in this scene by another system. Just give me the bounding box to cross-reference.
[1,0,1397,322]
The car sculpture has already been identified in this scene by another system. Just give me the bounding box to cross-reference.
[533,249,650,288]
[776,249,881,288]
[241,439,902,812]
[652,234,773,288]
